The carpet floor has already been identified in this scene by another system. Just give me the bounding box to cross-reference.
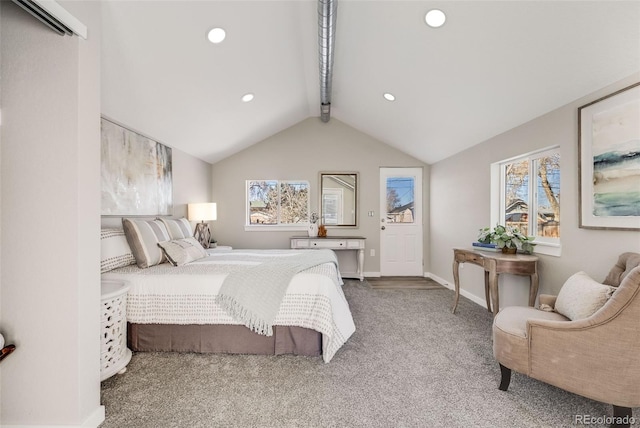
[100,280,635,428]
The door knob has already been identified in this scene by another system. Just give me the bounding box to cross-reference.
[381,226,386,230]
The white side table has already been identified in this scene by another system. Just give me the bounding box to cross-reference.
[101,280,132,381]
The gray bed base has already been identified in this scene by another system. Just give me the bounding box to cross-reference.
[128,323,323,357]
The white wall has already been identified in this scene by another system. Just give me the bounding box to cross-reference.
[0,2,3,415]
[0,0,4,414]
[172,150,214,218]
[211,117,430,275]
[0,1,103,426]
[429,73,640,309]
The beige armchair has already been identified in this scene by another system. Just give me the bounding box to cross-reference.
[493,252,640,427]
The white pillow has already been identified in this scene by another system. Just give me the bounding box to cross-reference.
[554,271,615,320]
[100,228,135,273]
[158,237,208,266]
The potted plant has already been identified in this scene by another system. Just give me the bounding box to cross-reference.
[477,224,536,254]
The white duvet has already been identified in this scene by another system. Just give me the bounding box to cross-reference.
[101,249,356,362]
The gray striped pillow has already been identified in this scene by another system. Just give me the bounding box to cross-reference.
[100,228,136,273]
[122,218,171,268]
[158,217,193,240]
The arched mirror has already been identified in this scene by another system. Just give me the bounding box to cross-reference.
[320,172,358,227]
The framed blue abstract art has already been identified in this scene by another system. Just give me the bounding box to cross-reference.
[579,82,640,230]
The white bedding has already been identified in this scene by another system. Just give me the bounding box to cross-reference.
[102,249,356,362]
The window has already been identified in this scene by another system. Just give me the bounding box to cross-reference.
[385,176,416,224]
[493,147,561,256]
[246,180,310,229]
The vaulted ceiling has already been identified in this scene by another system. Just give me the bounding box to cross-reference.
[101,1,640,165]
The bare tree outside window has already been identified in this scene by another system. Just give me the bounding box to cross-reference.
[503,149,560,239]
[537,154,560,237]
[279,182,308,224]
[387,188,400,213]
[249,181,277,224]
[504,160,530,234]
[248,180,309,226]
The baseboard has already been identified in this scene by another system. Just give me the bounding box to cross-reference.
[425,272,487,309]
[363,271,380,278]
[2,406,105,428]
[83,406,105,428]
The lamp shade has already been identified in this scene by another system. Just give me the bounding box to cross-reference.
[188,203,217,222]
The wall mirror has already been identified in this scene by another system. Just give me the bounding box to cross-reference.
[319,172,358,227]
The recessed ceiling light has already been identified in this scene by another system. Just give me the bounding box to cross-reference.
[241,93,254,102]
[425,9,446,28]
[207,28,226,44]
[383,93,396,102]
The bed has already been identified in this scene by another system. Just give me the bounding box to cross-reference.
[100,219,356,363]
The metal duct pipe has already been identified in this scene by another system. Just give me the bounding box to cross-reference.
[318,0,337,122]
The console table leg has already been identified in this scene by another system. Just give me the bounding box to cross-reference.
[484,270,492,313]
[528,272,539,307]
[452,259,461,314]
[487,259,499,316]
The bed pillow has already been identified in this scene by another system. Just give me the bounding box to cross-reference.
[100,228,136,273]
[122,218,171,268]
[158,237,208,266]
[554,271,616,320]
[158,217,193,240]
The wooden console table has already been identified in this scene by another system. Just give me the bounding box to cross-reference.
[452,248,539,316]
[291,236,365,281]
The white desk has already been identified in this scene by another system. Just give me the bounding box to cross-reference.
[290,236,366,281]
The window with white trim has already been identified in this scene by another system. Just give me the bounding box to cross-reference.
[492,147,561,256]
[246,180,310,228]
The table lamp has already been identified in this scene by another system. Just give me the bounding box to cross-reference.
[188,202,217,249]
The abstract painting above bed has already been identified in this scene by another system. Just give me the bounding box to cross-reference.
[101,118,173,216]
[102,248,356,362]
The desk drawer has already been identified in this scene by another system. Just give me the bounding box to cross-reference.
[465,253,483,263]
[291,239,310,248]
[346,240,363,249]
[459,251,484,266]
[311,240,346,249]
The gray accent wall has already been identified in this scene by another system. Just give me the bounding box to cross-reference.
[211,117,430,275]
[429,72,640,310]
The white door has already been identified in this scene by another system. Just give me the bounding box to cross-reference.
[379,167,423,276]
